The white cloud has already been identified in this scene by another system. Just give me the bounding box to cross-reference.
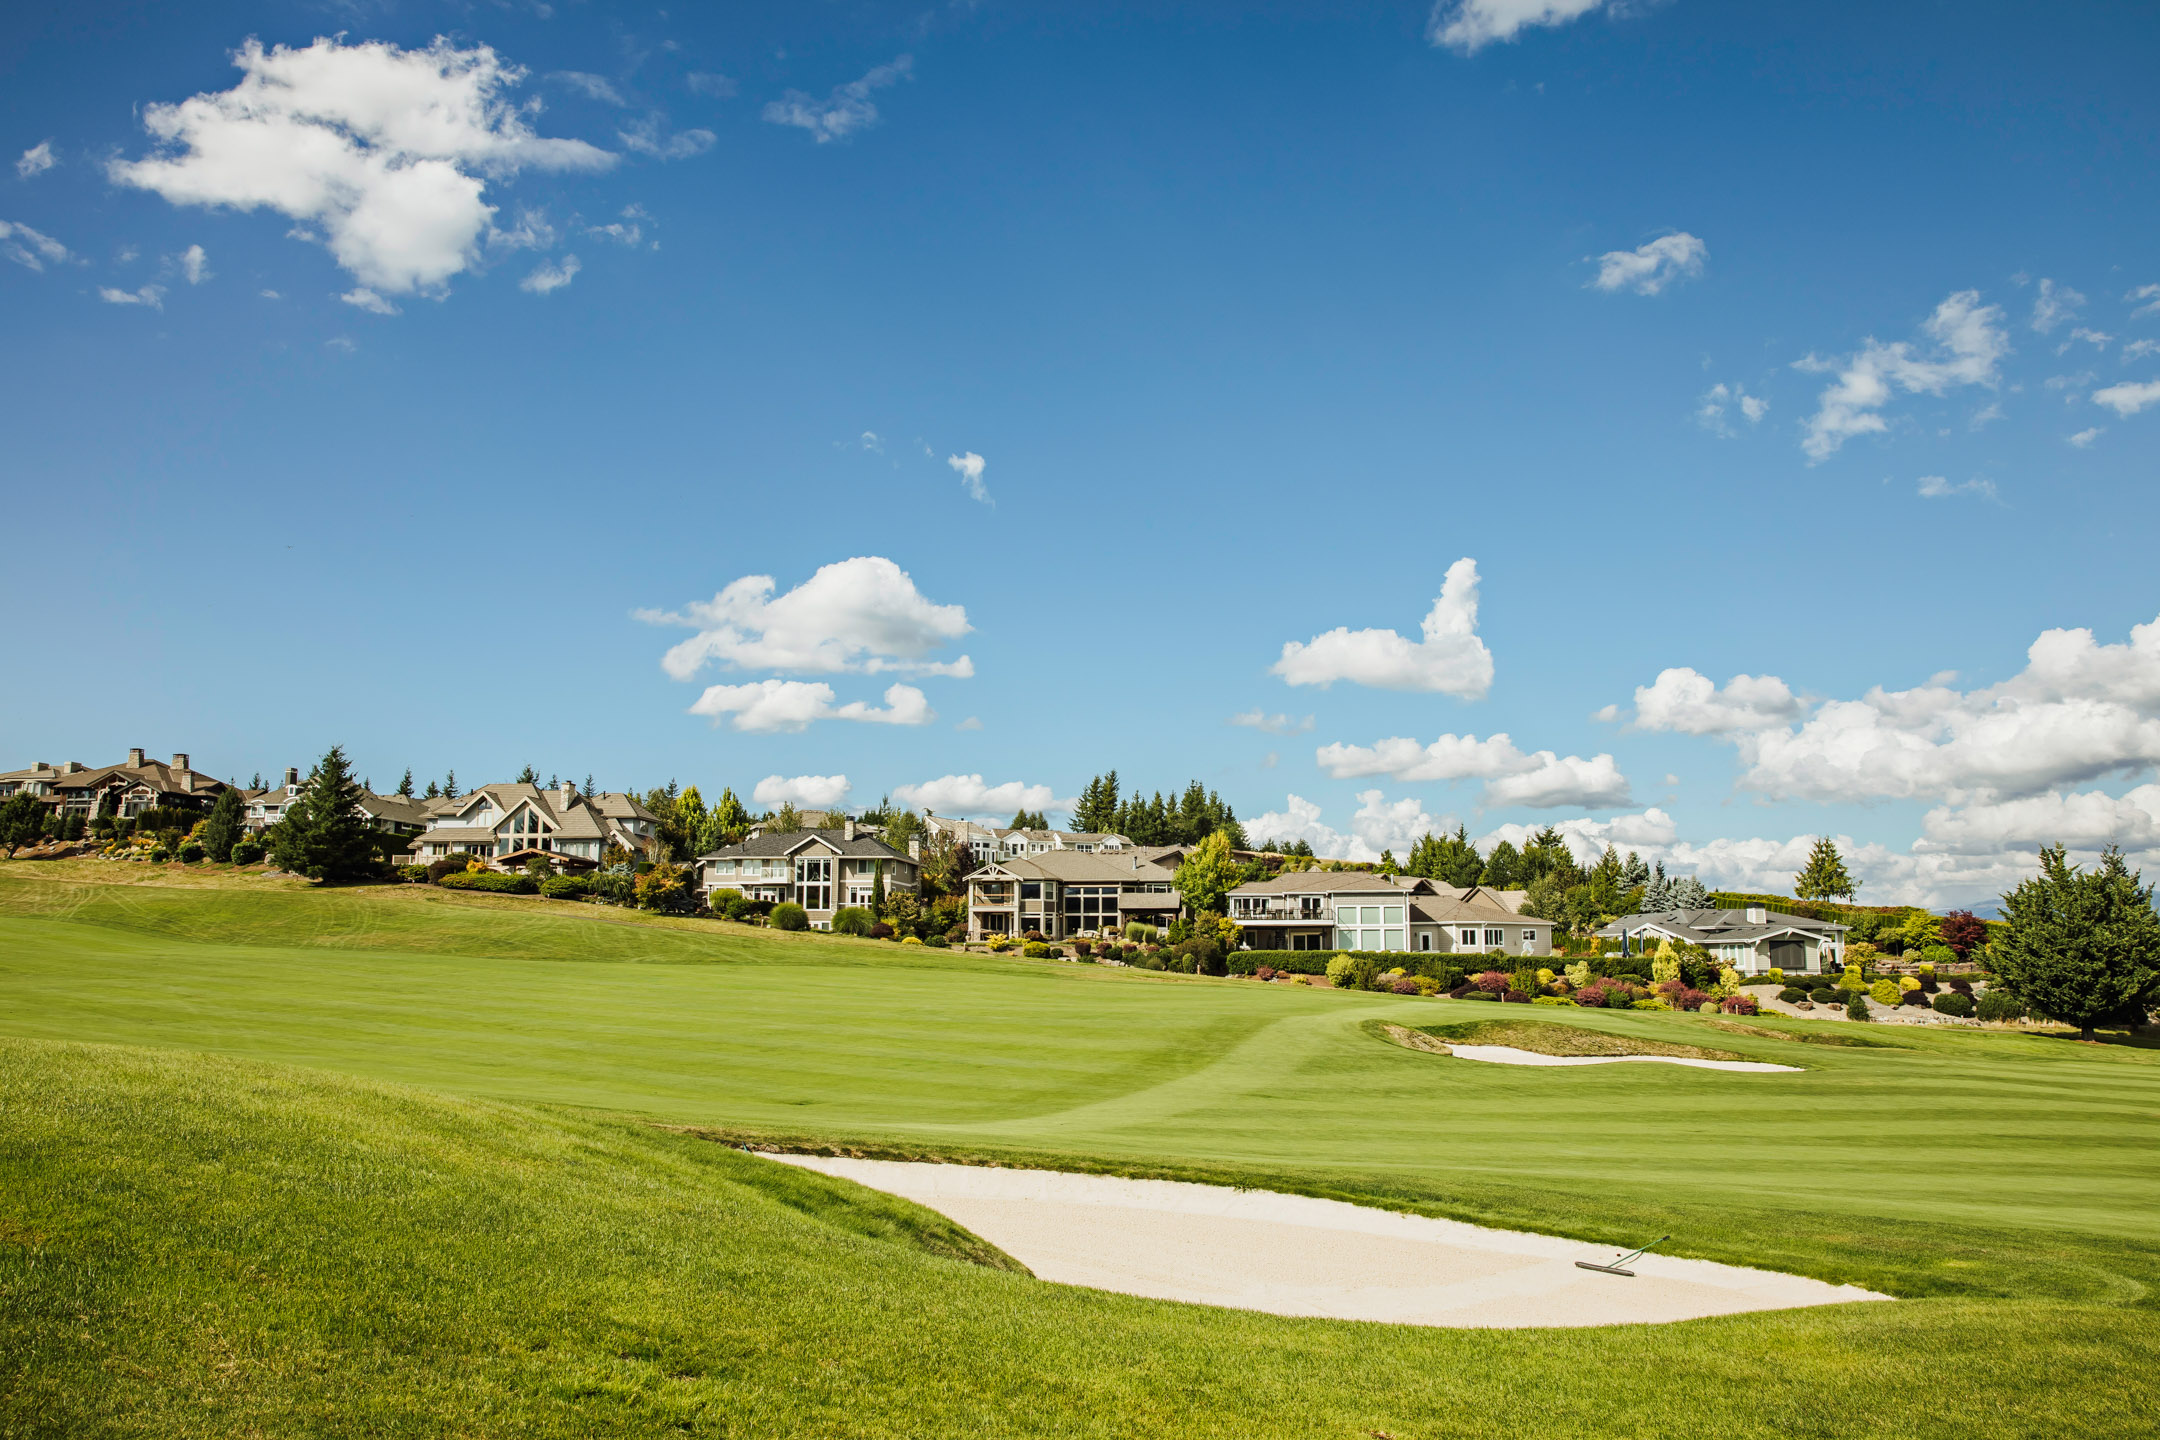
[1621,668,1803,735]
[97,284,164,309]
[2123,339,2159,362]
[1316,732,1632,810]
[2092,379,2160,418]
[1697,382,1767,435]
[1916,786,2160,858]
[955,716,983,731]
[0,218,71,270]
[1590,232,1706,296]
[2068,427,2103,448]
[339,286,399,314]
[762,56,912,144]
[520,254,580,293]
[16,141,54,178]
[324,334,355,353]
[1244,791,1451,863]
[586,204,649,246]
[1796,290,2009,462]
[1231,710,1315,735]
[686,73,738,99]
[2028,277,2083,334]
[489,207,557,252]
[2045,369,2096,393]
[947,451,990,503]
[1429,0,1611,54]
[260,288,281,299]
[1272,557,1494,698]
[2062,326,2112,352]
[553,71,626,105]
[175,244,211,284]
[1916,474,1997,501]
[617,117,715,159]
[1477,807,1679,867]
[2130,284,2160,321]
[1717,612,2160,806]
[687,679,934,733]
[891,773,1069,819]
[641,556,971,681]
[753,773,852,810]
[110,36,613,298]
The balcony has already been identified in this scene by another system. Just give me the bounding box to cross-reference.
[1231,903,1327,922]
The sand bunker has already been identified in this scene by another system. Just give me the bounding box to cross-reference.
[769,1155,1888,1328]
[1447,1043,1802,1073]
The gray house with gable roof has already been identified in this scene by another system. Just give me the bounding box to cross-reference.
[1595,905,1849,976]
[697,820,921,929]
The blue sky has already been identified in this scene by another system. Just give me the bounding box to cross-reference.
[4,0,2158,906]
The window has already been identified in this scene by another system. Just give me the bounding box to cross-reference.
[1383,906,1405,925]
[1383,929,1404,950]
[1336,928,1358,950]
[795,856,832,912]
[1520,929,1535,950]
[1484,928,1505,948]
[1020,882,1041,899]
[1063,885,1118,930]
[1459,929,1479,948]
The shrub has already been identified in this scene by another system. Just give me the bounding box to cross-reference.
[1572,983,1610,1008]
[1721,994,1759,1015]
[1899,989,1931,1007]
[1472,970,1511,994]
[831,906,874,937]
[1948,977,1974,994]
[1255,966,1277,981]
[1765,967,1784,984]
[1021,941,1055,958]
[1326,952,1380,991]
[1071,939,1093,957]
[230,839,263,865]
[147,846,171,863]
[707,888,744,914]
[1919,944,1958,969]
[868,922,896,940]
[438,871,538,895]
[178,841,205,863]
[1898,975,1923,992]
[925,934,950,947]
[1673,987,1712,1011]
[1975,988,2026,1022]
[1022,930,1047,945]
[1387,975,1422,995]
[770,902,808,932]
[593,873,636,906]
[397,864,430,883]
[1777,987,1808,1004]
[1869,979,1902,1006]
[425,856,471,884]
[1933,991,1976,1017]
[635,863,692,913]
[1846,994,1872,1021]
[539,874,592,900]
[901,936,923,946]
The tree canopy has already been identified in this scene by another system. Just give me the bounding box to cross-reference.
[270,745,378,882]
[1172,830,1241,918]
[1993,846,2160,1039]
[1794,838,1859,900]
[199,787,245,863]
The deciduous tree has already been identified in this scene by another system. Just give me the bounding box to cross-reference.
[1172,830,1240,918]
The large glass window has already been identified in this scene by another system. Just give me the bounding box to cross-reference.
[1383,929,1404,950]
[1484,928,1505,947]
[795,856,832,911]
[1336,928,1357,949]
[1383,906,1405,925]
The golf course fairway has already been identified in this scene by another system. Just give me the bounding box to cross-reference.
[3,860,2156,1437]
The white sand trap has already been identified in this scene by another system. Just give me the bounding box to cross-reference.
[768,1154,1888,1328]
[1447,1043,1802,1073]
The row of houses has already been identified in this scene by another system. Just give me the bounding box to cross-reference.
[4,747,1849,973]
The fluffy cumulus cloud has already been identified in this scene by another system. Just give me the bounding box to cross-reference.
[16,141,55,178]
[1272,557,1494,697]
[947,451,989,503]
[640,556,972,681]
[1797,291,2009,462]
[762,56,911,143]
[1608,668,1803,735]
[520,254,580,293]
[1697,382,1767,436]
[1429,0,1611,53]
[176,244,210,284]
[752,773,852,810]
[2091,379,2160,418]
[110,36,613,297]
[1316,732,1633,810]
[688,680,933,734]
[891,774,1069,819]
[1243,792,1450,863]
[1590,232,1706,296]
[1477,808,1679,867]
[0,218,71,271]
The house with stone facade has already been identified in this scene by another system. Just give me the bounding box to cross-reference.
[696,820,921,928]
[3,750,235,821]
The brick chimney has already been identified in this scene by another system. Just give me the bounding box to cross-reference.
[285,766,300,791]
[558,780,576,807]
[843,817,856,842]
[173,753,189,771]
[128,747,145,768]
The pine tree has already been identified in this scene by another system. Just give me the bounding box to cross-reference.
[199,787,246,863]
[516,764,538,785]
[583,774,595,797]
[1794,837,1859,900]
[443,770,459,799]
[1994,845,2160,1040]
[424,780,440,799]
[1621,850,1650,892]
[271,745,379,882]
[1669,875,1710,909]
[397,768,414,798]
[249,772,264,791]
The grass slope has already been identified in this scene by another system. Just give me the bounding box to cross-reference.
[5,1038,2156,1439]
[3,861,2159,1434]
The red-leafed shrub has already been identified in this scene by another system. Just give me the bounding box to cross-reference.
[1574,982,1613,1008]
[869,922,895,939]
[1473,970,1511,993]
[1389,976,1422,995]
[1673,987,1712,1011]
[1720,994,1759,1015]
[1901,988,1931,1007]
[1255,966,1276,981]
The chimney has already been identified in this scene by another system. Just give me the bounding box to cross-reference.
[128,748,145,768]
[558,780,575,806]
[173,753,189,772]
[285,766,300,790]
[1746,905,1767,924]
[908,837,921,861]
[844,817,856,842]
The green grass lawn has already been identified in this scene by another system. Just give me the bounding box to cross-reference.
[4,860,2158,1436]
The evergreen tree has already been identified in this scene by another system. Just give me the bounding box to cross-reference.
[1009,808,1048,831]
[516,764,538,785]
[1377,848,1398,876]
[271,745,378,882]
[397,768,414,798]
[443,770,459,799]
[1794,837,1859,900]
[423,779,440,799]
[1994,845,2160,1040]
[770,803,802,834]
[1588,844,1624,916]
[249,772,264,791]
[1669,875,1710,909]
[1482,839,1522,889]
[199,787,246,863]
[583,774,595,797]
[1643,861,1671,912]
[1621,850,1650,892]
[1072,773,1120,835]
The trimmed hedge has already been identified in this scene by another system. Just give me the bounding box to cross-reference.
[438,871,538,895]
[1229,951,1467,987]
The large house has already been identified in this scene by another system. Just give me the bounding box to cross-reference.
[0,750,234,820]
[1226,872,1554,957]
[1595,906,1848,976]
[923,814,1131,864]
[965,850,1183,941]
[696,821,922,928]
[407,782,659,869]
[246,770,446,846]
